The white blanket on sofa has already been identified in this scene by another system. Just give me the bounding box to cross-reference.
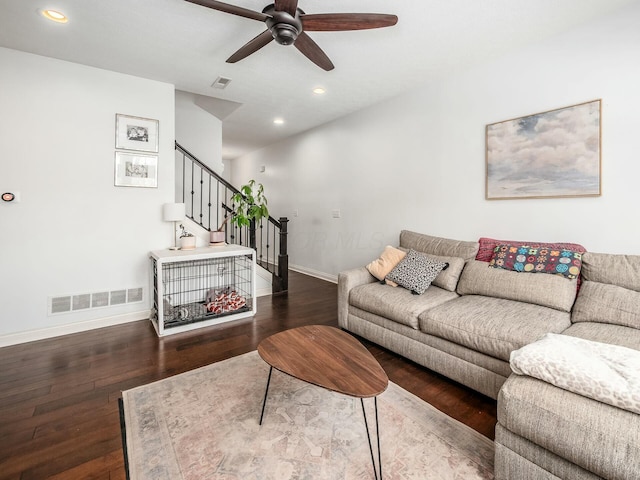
[510,333,640,415]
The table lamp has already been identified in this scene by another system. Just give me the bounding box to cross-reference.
[163,203,185,250]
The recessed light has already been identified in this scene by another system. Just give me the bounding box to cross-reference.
[313,87,326,95]
[273,118,284,125]
[42,9,68,23]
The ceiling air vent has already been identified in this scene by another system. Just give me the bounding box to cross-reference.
[211,76,232,89]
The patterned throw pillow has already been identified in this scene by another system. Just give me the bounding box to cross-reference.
[386,249,449,295]
[476,237,586,262]
[489,244,582,279]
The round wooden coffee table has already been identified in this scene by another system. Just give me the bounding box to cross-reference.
[257,325,389,479]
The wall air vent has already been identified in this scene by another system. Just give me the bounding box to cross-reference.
[211,76,232,89]
[48,287,144,315]
[91,292,110,308]
[127,288,143,303]
[110,290,127,305]
[50,296,71,314]
[73,294,91,311]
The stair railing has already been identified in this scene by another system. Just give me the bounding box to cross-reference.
[175,141,288,293]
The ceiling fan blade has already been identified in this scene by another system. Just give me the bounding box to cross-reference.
[185,0,269,22]
[301,13,398,31]
[294,32,334,71]
[274,0,299,16]
[227,30,274,63]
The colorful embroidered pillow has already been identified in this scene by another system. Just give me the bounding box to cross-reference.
[476,237,586,262]
[386,249,449,295]
[489,244,582,279]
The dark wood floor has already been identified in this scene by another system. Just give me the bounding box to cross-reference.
[0,271,496,479]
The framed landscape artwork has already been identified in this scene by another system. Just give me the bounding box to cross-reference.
[486,99,601,200]
[115,114,159,153]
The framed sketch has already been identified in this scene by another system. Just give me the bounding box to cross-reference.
[114,152,158,188]
[115,114,159,153]
[486,99,601,200]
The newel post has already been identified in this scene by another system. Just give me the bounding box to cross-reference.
[277,217,289,293]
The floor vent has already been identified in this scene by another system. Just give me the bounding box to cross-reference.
[49,287,144,315]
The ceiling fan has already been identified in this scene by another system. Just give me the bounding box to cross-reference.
[185,0,398,71]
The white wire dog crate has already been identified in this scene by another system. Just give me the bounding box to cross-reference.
[150,245,256,336]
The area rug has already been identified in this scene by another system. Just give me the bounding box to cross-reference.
[121,351,494,479]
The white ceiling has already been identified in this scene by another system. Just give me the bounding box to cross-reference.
[0,0,636,160]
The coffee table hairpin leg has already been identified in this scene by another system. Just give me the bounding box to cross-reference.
[259,367,382,480]
[259,366,273,426]
[361,397,382,480]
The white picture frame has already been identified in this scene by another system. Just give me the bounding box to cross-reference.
[115,114,159,153]
[114,152,158,188]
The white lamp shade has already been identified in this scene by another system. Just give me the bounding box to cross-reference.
[163,203,185,222]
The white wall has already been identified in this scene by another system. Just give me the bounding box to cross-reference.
[175,90,224,175]
[0,48,175,343]
[231,3,640,281]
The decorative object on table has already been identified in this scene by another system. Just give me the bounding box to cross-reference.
[120,351,494,480]
[230,179,269,228]
[114,152,158,188]
[486,99,601,200]
[178,224,196,250]
[115,114,159,153]
[210,215,230,245]
[162,203,185,250]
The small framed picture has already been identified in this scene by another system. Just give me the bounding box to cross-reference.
[115,114,159,153]
[114,152,158,188]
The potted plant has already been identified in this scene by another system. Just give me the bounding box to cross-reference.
[210,180,269,246]
[210,215,231,244]
[230,180,269,228]
[179,224,196,250]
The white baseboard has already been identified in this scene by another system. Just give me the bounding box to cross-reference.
[289,264,337,284]
[0,310,150,348]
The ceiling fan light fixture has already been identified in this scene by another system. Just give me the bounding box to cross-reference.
[271,24,299,45]
[41,9,68,23]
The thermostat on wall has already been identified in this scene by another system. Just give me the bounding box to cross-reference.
[2,192,20,203]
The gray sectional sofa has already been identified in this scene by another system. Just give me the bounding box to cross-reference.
[337,230,640,479]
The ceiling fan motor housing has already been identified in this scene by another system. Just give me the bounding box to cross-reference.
[263,5,303,45]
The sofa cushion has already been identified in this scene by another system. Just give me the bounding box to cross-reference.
[498,375,640,480]
[397,248,466,292]
[457,260,578,312]
[420,295,571,361]
[563,322,640,352]
[572,280,640,329]
[581,252,640,292]
[349,282,458,330]
[366,245,406,283]
[476,236,586,262]
[399,230,479,260]
[489,244,583,280]
[386,249,448,295]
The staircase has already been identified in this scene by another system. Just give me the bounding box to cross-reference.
[175,142,289,294]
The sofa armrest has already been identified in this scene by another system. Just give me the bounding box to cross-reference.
[338,267,376,330]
